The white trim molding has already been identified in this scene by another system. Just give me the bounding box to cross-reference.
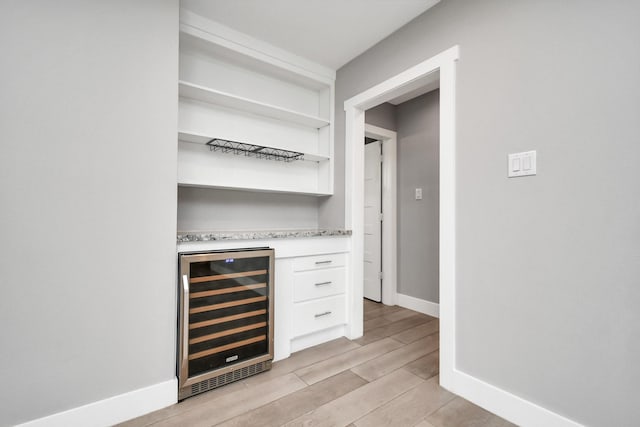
[15,379,177,427]
[343,44,458,353]
[447,371,584,427]
[396,293,439,318]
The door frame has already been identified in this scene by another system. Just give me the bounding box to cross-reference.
[344,45,459,388]
[364,124,397,306]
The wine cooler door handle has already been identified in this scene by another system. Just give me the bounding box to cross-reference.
[180,274,190,382]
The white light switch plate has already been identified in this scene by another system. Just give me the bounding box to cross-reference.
[508,151,536,177]
[415,188,423,200]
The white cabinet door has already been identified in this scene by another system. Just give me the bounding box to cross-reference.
[292,295,346,338]
[293,267,346,302]
[292,253,346,272]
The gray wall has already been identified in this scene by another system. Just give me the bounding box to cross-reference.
[325,1,640,425]
[365,102,397,131]
[178,187,319,231]
[397,91,439,303]
[0,1,179,425]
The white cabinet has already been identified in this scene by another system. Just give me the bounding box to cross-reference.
[177,12,335,195]
[289,252,348,352]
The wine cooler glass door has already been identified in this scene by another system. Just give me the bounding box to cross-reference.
[178,249,274,389]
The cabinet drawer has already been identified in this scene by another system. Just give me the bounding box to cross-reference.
[292,253,346,272]
[292,295,346,337]
[293,268,346,303]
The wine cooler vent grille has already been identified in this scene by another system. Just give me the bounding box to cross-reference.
[189,360,271,397]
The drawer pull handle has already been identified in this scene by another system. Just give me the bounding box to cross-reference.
[315,260,333,265]
[314,311,332,318]
[315,281,332,287]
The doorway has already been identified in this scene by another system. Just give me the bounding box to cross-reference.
[362,124,397,305]
[363,137,382,302]
[343,46,458,388]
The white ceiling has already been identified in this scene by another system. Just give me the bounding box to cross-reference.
[180,0,440,70]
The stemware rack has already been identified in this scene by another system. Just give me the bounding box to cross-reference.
[207,138,304,162]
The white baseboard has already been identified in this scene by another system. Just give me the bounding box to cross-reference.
[396,293,439,318]
[16,378,177,427]
[443,368,583,427]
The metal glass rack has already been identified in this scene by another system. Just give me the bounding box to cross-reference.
[206,138,304,162]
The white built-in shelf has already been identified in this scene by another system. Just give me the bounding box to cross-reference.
[179,15,335,90]
[177,180,333,197]
[178,131,330,162]
[177,11,334,196]
[179,81,330,129]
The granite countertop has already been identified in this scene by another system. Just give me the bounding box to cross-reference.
[177,229,352,242]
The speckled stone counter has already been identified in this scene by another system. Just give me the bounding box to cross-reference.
[177,229,352,243]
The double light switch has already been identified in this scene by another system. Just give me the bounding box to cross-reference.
[508,150,536,178]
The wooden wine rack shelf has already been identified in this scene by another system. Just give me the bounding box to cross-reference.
[189,296,267,315]
[189,335,267,360]
[189,309,267,330]
[190,269,267,283]
[190,283,266,299]
[189,321,267,345]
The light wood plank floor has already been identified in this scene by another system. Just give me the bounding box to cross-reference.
[120,301,514,427]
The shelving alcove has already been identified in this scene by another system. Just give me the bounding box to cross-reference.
[177,11,335,196]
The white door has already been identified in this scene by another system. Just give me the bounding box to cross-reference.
[364,140,382,302]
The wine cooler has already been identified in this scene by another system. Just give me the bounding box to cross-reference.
[177,248,274,400]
